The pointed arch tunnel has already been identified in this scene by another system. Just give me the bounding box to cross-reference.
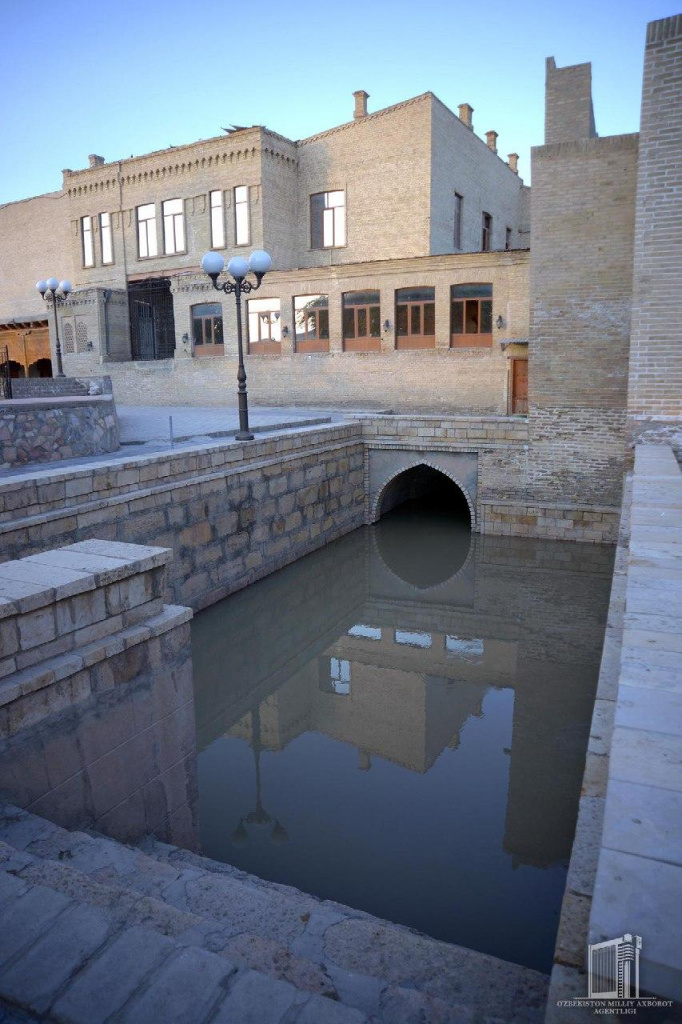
[368,451,478,530]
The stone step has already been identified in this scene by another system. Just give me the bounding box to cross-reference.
[0,840,336,1004]
[0,805,550,1023]
[0,857,367,1024]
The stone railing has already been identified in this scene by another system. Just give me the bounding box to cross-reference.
[11,376,113,399]
[0,395,119,470]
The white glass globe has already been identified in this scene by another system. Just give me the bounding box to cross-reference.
[228,256,249,280]
[58,280,72,294]
[36,280,48,293]
[249,250,272,275]
[201,251,225,276]
[46,277,59,291]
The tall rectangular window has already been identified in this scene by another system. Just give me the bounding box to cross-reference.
[294,294,329,353]
[342,291,381,352]
[100,212,113,265]
[505,226,512,251]
[247,297,281,354]
[81,217,94,268]
[310,191,346,249]
[395,287,435,349]
[210,190,225,248]
[454,193,463,249]
[451,284,493,348]
[163,198,185,255]
[481,211,492,252]
[137,203,158,258]
[234,185,250,245]
[192,302,224,353]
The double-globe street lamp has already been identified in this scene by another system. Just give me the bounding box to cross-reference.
[200,249,272,442]
[35,278,72,378]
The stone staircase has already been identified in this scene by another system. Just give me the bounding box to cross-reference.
[0,805,550,1023]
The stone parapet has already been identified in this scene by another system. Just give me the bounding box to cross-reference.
[0,395,119,470]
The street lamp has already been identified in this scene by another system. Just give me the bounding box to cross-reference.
[200,249,272,441]
[36,278,72,378]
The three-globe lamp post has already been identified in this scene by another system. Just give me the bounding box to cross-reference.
[35,278,72,378]
[200,249,272,441]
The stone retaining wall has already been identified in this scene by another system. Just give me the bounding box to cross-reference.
[0,395,119,470]
[11,376,113,399]
[0,540,196,847]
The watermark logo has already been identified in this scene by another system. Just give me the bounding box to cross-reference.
[588,933,641,1000]
[555,934,675,1016]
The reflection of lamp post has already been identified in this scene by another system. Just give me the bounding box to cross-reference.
[35,278,72,377]
[230,703,289,846]
[200,250,272,442]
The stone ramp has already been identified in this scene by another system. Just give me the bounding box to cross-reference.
[0,805,550,1023]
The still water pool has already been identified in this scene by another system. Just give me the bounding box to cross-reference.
[192,505,614,974]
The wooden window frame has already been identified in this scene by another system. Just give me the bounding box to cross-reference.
[294,296,330,353]
[454,193,463,250]
[343,292,381,352]
[395,289,436,350]
[481,212,492,252]
[192,303,224,356]
[450,285,493,348]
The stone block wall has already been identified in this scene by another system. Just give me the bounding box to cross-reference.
[0,395,120,470]
[628,15,682,452]
[0,424,367,611]
[0,540,196,847]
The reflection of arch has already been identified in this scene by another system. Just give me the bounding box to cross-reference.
[372,461,476,528]
[371,517,474,591]
[28,358,52,378]
[8,361,25,379]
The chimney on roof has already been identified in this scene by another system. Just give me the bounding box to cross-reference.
[458,103,474,129]
[353,91,369,119]
[507,153,519,174]
[88,154,105,168]
[485,131,498,154]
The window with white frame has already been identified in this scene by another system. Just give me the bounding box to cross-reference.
[210,190,225,248]
[310,190,346,249]
[100,212,113,264]
[163,198,185,254]
[137,204,158,258]
[81,217,94,268]
[234,185,250,245]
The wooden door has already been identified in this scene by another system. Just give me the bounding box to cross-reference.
[511,359,528,414]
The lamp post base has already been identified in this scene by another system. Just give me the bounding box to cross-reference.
[235,430,255,442]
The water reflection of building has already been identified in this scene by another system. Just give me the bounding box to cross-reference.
[194,519,613,872]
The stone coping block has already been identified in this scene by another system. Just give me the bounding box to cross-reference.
[0,541,172,680]
[586,445,682,1003]
[0,395,116,413]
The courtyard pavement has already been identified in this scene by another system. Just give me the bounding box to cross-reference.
[0,404,360,481]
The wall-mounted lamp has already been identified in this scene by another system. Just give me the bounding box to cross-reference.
[496,315,505,330]
[383,320,391,332]
[86,341,93,352]
[181,332,191,350]
[282,325,289,338]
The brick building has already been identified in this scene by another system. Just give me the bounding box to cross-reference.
[0,89,531,415]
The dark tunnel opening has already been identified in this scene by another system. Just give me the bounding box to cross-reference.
[375,465,472,588]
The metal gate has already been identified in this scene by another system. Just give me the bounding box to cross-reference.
[128,279,176,360]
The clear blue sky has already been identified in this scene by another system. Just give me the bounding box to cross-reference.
[1,0,677,205]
